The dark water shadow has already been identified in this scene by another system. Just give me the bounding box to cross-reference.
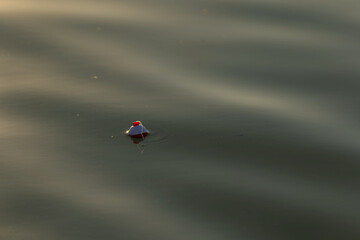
[212,2,360,40]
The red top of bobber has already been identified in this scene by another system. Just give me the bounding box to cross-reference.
[132,121,140,126]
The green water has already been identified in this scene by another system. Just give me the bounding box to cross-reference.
[0,0,360,239]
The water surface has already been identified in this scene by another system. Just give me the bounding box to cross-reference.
[0,0,360,239]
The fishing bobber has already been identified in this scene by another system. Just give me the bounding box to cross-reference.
[126,121,149,138]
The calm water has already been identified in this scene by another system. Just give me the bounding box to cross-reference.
[1,0,360,239]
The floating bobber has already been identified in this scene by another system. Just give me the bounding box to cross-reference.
[126,121,149,138]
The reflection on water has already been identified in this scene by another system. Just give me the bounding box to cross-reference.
[0,0,360,239]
